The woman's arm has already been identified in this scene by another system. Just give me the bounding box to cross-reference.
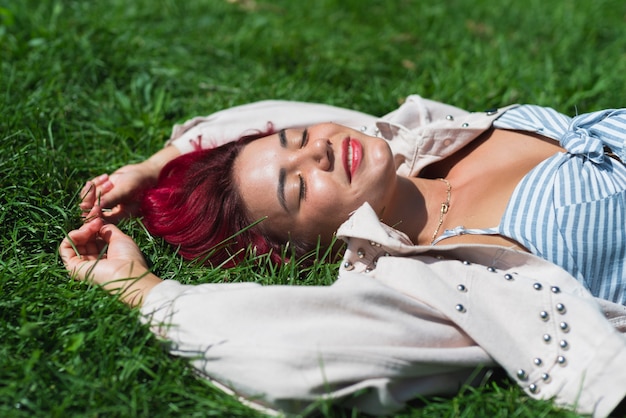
[166,100,379,154]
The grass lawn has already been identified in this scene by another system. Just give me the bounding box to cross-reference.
[1,0,625,416]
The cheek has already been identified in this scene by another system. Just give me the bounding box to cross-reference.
[306,176,357,213]
[305,185,361,238]
[368,138,395,173]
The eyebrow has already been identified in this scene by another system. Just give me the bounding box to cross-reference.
[277,131,289,212]
[277,168,289,213]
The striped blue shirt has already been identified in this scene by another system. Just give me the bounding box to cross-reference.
[435,105,626,304]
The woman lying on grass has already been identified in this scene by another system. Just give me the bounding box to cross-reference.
[61,96,626,417]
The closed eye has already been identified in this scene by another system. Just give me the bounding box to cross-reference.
[298,174,306,205]
[300,128,309,148]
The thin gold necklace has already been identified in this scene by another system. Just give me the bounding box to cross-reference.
[431,178,452,244]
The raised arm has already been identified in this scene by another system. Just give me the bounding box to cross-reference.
[81,100,378,221]
[165,100,379,153]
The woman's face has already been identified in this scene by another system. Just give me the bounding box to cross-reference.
[234,123,398,245]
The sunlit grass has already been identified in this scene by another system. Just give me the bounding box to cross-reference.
[2,0,625,416]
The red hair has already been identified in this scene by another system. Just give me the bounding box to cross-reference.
[141,132,312,268]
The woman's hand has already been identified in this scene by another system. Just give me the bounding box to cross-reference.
[79,146,181,222]
[60,206,162,307]
[79,162,157,222]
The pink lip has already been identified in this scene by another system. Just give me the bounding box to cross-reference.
[342,137,362,183]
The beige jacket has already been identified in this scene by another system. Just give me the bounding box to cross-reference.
[141,204,626,417]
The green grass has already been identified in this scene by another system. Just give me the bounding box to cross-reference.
[1,0,625,416]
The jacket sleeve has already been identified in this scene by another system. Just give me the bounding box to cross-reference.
[140,276,493,416]
[165,100,379,154]
[139,249,626,417]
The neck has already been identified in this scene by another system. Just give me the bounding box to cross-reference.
[380,176,450,245]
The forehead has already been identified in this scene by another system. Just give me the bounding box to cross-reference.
[234,134,326,244]
[234,134,288,225]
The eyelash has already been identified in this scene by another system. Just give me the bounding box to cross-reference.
[298,174,306,203]
[297,129,308,204]
[300,129,309,148]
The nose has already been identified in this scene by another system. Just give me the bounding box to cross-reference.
[290,138,332,171]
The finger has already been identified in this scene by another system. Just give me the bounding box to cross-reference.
[82,209,102,224]
[98,224,147,266]
[60,222,107,276]
[99,223,138,253]
[83,202,104,224]
[100,179,114,194]
[66,217,105,249]
[66,257,95,281]
[99,206,126,224]
[80,177,114,210]
[89,173,109,187]
[98,201,139,224]
[83,235,102,259]
[94,183,120,210]
[60,236,89,273]
[98,223,124,242]
[79,183,111,214]
[80,174,112,198]
[79,182,96,211]
[59,236,80,264]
